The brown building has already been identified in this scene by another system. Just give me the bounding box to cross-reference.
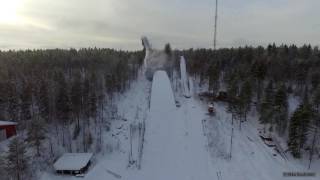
[0,121,17,141]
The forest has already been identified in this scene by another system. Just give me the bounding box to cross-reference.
[1,44,320,179]
[181,44,320,160]
[0,48,144,179]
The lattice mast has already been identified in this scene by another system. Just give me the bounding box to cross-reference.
[214,0,218,50]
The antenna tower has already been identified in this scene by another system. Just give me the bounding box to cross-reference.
[214,0,218,50]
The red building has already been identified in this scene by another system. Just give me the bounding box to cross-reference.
[0,121,17,141]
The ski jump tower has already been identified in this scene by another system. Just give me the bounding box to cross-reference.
[141,36,152,51]
[141,36,152,74]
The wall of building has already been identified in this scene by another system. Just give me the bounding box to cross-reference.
[0,125,16,139]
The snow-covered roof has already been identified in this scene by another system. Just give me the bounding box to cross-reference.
[53,153,93,171]
[0,121,17,126]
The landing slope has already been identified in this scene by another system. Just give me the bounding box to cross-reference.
[140,70,213,180]
[150,71,175,113]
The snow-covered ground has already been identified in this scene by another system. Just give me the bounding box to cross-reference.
[202,101,319,180]
[40,50,319,180]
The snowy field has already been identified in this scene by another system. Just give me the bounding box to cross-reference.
[40,53,319,180]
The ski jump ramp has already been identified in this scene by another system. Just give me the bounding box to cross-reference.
[140,70,213,180]
[150,71,175,114]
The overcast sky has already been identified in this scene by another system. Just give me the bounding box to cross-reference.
[0,0,319,50]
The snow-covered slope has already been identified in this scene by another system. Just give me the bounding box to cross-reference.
[180,56,191,98]
[138,70,213,180]
[40,43,319,180]
[202,101,316,180]
[149,71,175,113]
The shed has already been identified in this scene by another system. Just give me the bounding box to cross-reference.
[0,121,17,141]
[53,153,93,175]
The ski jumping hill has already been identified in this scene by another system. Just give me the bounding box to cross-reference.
[140,70,213,180]
[149,71,175,114]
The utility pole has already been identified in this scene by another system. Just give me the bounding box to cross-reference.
[213,0,218,50]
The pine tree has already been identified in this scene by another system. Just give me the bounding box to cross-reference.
[0,79,7,120]
[288,103,313,158]
[37,80,50,122]
[71,74,82,131]
[259,81,274,132]
[288,106,302,158]
[311,72,320,90]
[313,86,320,111]
[0,154,9,180]
[299,103,312,148]
[227,78,239,118]
[164,43,172,57]
[88,87,97,119]
[274,84,288,136]
[6,137,30,180]
[239,79,252,122]
[208,64,220,94]
[20,81,33,125]
[251,60,266,103]
[83,76,90,117]
[55,75,72,148]
[26,117,47,156]
[7,81,19,121]
[56,76,72,122]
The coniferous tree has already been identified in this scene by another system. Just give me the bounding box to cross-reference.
[56,75,72,122]
[6,137,30,180]
[227,77,241,128]
[239,79,252,122]
[37,80,50,122]
[164,43,172,57]
[288,103,313,158]
[88,73,98,119]
[313,86,320,111]
[55,75,72,147]
[251,60,266,104]
[83,76,91,118]
[274,84,288,136]
[0,154,9,180]
[71,73,82,133]
[7,81,19,121]
[208,64,220,95]
[308,113,319,169]
[300,103,313,148]
[259,81,274,133]
[288,105,302,158]
[26,117,47,156]
[20,81,33,125]
[311,72,320,90]
[0,79,7,119]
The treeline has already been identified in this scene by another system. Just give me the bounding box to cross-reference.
[182,44,320,159]
[0,48,144,179]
